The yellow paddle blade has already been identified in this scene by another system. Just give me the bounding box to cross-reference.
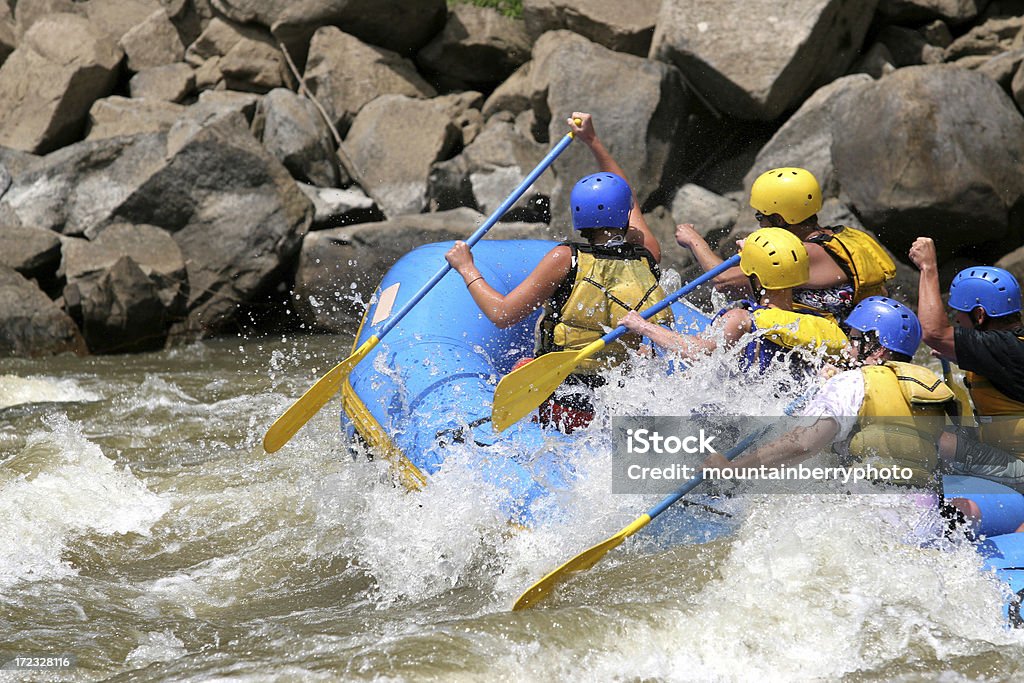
[512,514,652,610]
[262,335,380,453]
[491,339,606,432]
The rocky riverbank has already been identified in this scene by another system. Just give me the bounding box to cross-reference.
[0,0,1022,356]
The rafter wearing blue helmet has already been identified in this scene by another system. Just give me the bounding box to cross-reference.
[910,237,1024,493]
[445,112,669,433]
[703,295,959,528]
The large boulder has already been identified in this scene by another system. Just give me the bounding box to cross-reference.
[649,0,877,120]
[416,4,531,89]
[184,17,288,93]
[428,112,557,221]
[743,74,874,203]
[293,207,492,331]
[119,8,186,72]
[0,225,62,283]
[61,224,187,353]
[209,0,447,61]
[831,66,1024,263]
[128,63,196,102]
[85,96,187,140]
[342,94,462,218]
[523,0,661,57]
[0,13,123,153]
[304,27,436,137]
[0,266,86,357]
[252,88,339,187]
[110,113,314,338]
[0,112,313,338]
[495,31,692,224]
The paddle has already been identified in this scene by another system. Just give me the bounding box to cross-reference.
[512,395,806,610]
[942,358,976,428]
[262,122,582,453]
[491,254,742,432]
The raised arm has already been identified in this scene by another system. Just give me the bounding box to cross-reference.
[569,112,661,263]
[909,237,956,361]
[445,242,572,329]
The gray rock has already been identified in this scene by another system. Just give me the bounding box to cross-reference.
[119,8,186,72]
[643,205,695,276]
[428,113,556,221]
[417,4,531,88]
[113,113,313,339]
[0,111,312,338]
[343,94,461,218]
[743,74,874,206]
[304,27,436,137]
[252,88,339,187]
[0,13,124,153]
[293,207,490,331]
[129,63,196,102]
[523,0,661,57]
[0,225,62,284]
[945,16,1024,60]
[0,4,15,67]
[975,48,1024,90]
[0,265,86,357]
[184,17,287,93]
[61,223,187,352]
[996,245,1024,293]
[85,0,166,43]
[921,19,954,47]
[669,184,739,238]
[209,0,447,61]
[297,183,381,229]
[1013,60,1024,109]
[650,0,877,120]
[518,31,693,222]
[86,96,186,141]
[832,65,1024,263]
[878,0,987,25]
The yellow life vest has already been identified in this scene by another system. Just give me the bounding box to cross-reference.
[966,339,1024,458]
[749,307,849,358]
[848,361,954,489]
[809,226,897,301]
[537,242,671,372]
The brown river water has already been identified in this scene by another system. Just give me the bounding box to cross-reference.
[1,333,1023,681]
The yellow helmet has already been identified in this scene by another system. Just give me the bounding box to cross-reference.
[749,167,822,224]
[740,227,810,290]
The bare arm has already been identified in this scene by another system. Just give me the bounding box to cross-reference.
[570,112,661,263]
[445,242,572,328]
[675,224,752,297]
[909,237,956,360]
[704,418,840,473]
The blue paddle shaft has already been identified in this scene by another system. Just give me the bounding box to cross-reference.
[374,132,577,339]
[603,254,742,345]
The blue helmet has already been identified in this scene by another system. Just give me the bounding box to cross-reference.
[948,266,1022,318]
[570,172,632,231]
[845,296,922,358]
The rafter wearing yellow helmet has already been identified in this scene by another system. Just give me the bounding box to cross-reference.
[619,228,848,382]
[675,168,896,321]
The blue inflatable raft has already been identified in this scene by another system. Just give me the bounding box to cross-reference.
[340,238,1024,619]
[339,239,707,522]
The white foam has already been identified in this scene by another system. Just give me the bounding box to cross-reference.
[0,414,169,587]
[0,374,100,410]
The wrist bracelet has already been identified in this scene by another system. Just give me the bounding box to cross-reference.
[466,276,484,288]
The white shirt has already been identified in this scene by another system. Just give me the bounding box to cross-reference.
[801,368,865,443]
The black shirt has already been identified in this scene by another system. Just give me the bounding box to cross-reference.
[954,326,1024,403]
